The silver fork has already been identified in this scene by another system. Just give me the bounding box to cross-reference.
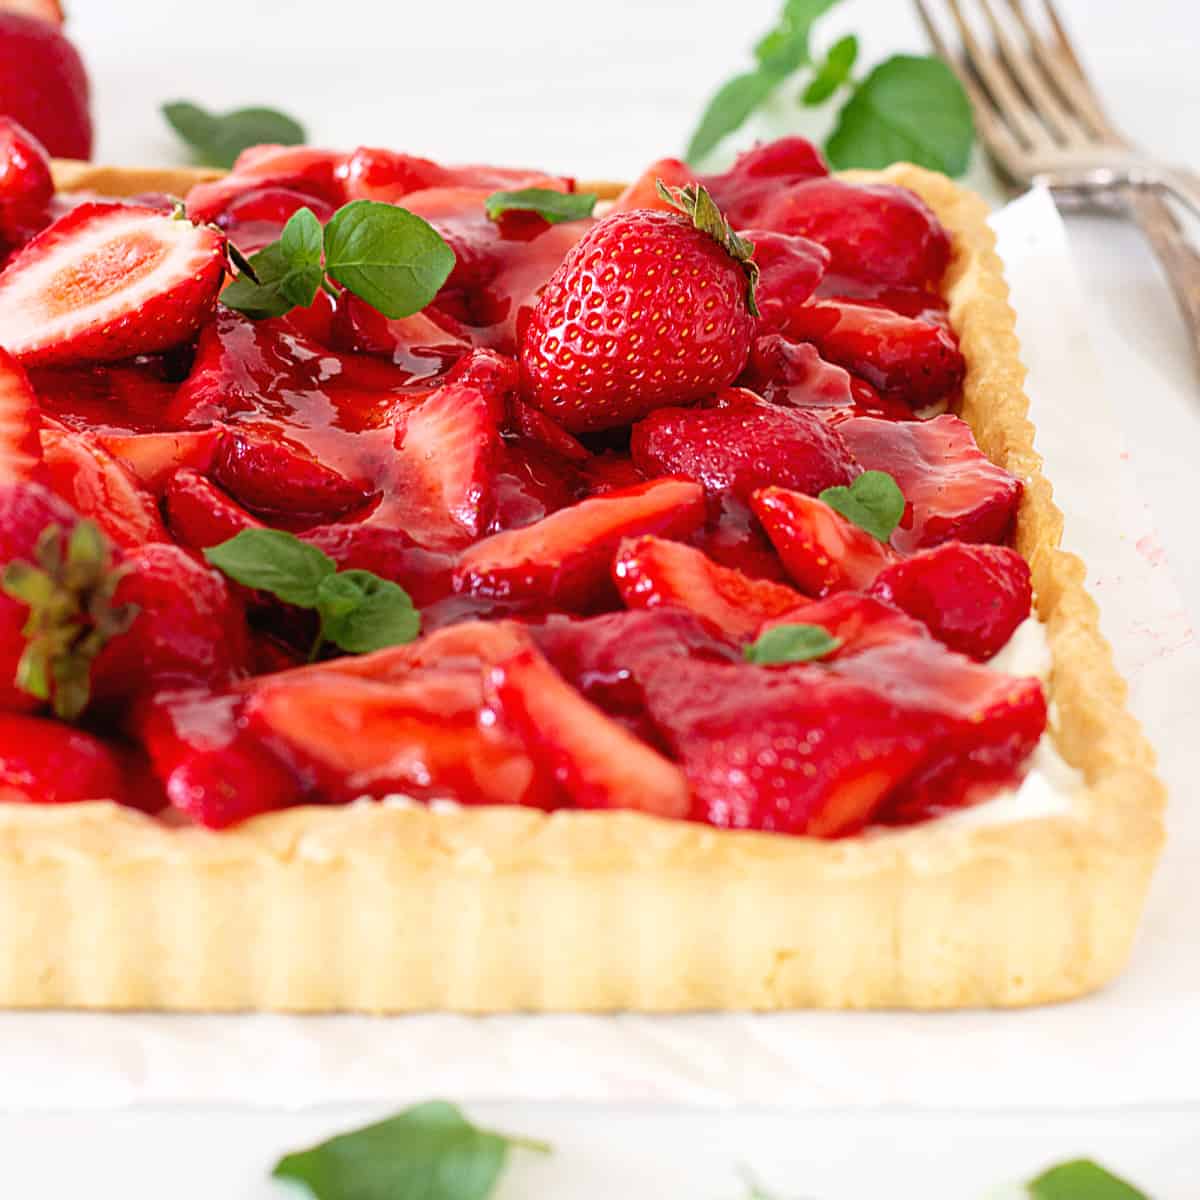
[915,0,1200,363]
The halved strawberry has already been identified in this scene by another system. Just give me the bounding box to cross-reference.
[0,346,42,483]
[609,157,699,213]
[631,395,857,501]
[0,714,131,806]
[643,657,931,836]
[700,137,829,221]
[510,398,590,463]
[486,644,690,817]
[869,541,1033,661]
[215,185,336,254]
[41,425,167,547]
[164,467,263,552]
[0,204,227,366]
[752,486,897,596]
[759,591,929,655]
[246,663,549,808]
[613,535,804,640]
[748,229,829,329]
[95,428,222,495]
[0,1,64,26]
[454,478,706,611]
[780,300,966,408]
[185,147,345,225]
[838,414,1023,551]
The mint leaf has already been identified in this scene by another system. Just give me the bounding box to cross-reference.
[315,569,420,654]
[204,529,335,608]
[819,470,905,543]
[745,623,841,664]
[220,242,295,319]
[162,100,306,170]
[1028,1159,1149,1200]
[825,54,974,176]
[272,1100,550,1200]
[802,33,858,105]
[324,200,456,320]
[277,206,326,309]
[485,188,597,224]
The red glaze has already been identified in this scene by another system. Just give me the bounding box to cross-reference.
[216,185,336,253]
[164,468,263,552]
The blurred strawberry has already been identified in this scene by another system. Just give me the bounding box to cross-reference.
[0,713,134,806]
[0,117,52,250]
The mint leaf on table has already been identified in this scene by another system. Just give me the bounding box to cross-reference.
[161,100,306,169]
[744,623,841,665]
[204,529,420,658]
[485,188,598,224]
[801,33,858,105]
[819,470,905,543]
[1028,1159,1150,1200]
[324,200,457,320]
[272,1101,551,1200]
[315,570,420,654]
[825,54,974,175]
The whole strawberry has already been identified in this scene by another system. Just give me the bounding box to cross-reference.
[520,182,759,433]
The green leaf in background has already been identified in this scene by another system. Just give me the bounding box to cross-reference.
[277,206,326,309]
[161,100,306,169]
[825,54,974,175]
[1028,1158,1150,1200]
[687,0,843,162]
[315,569,421,654]
[272,1101,550,1200]
[220,242,297,319]
[484,188,598,224]
[801,33,858,105]
[204,529,336,609]
[819,470,905,543]
[744,623,841,665]
[324,200,457,320]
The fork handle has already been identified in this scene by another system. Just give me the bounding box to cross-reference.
[1125,189,1200,371]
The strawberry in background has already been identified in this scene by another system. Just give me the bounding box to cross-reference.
[0,2,92,160]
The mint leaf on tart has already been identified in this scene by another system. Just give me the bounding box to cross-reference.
[484,188,598,224]
[1027,1159,1150,1200]
[204,529,420,658]
[277,206,327,308]
[825,55,975,175]
[272,1101,550,1200]
[819,470,905,543]
[220,242,298,320]
[801,33,858,105]
[323,200,457,320]
[161,100,306,169]
[745,623,841,665]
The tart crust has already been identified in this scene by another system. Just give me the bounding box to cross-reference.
[0,160,1162,1011]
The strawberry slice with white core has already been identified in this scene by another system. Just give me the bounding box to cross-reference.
[0,346,42,482]
[0,0,64,23]
[0,203,226,366]
[487,645,691,818]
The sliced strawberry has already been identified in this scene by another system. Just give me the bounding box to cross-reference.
[301,524,455,607]
[780,300,966,407]
[510,398,590,463]
[869,541,1033,661]
[609,157,699,213]
[184,147,345,224]
[613,535,804,640]
[454,478,706,611]
[701,137,829,220]
[838,414,1023,551]
[631,396,857,501]
[390,371,503,545]
[333,291,471,381]
[41,425,167,547]
[164,468,263,552]
[0,346,42,482]
[740,334,907,420]
[752,486,897,596]
[95,428,222,495]
[0,117,53,249]
[643,657,930,836]
[759,590,929,655]
[0,713,132,806]
[747,229,829,329]
[0,204,227,366]
[486,645,690,817]
[28,358,181,432]
[246,663,550,808]
[579,453,644,496]
[0,1,64,26]
[212,429,378,524]
[215,185,336,254]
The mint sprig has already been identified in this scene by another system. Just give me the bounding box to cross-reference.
[685,0,974,176]
[272,1101,550,1200]
[819,470,904,543]
[745,623,841,665]
[161,100,306,169]
[222,201,455,323]
[203,529,419,659]
[1028,1158,1149,1200]
[484,188,598,224]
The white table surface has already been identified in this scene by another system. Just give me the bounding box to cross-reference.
[6,1,1200,1195]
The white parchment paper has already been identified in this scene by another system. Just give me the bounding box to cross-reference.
[3,188,1197,1112]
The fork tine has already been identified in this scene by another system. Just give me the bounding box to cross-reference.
[976,0,1087,144]
[914,0,1028,171]
[943,0,1055,151]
